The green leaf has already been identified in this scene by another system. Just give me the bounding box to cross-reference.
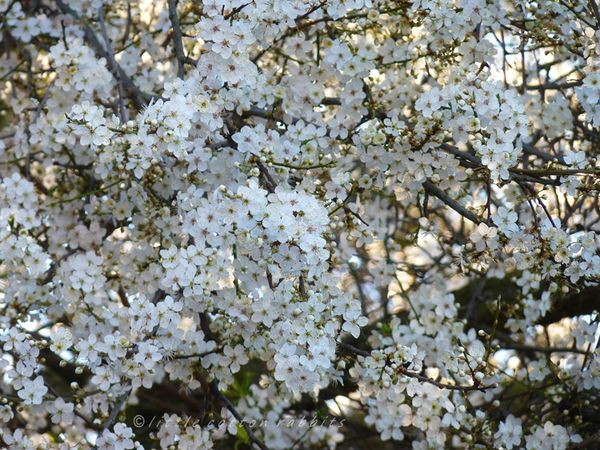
[234,423,249,450]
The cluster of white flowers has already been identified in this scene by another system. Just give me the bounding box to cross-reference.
[576,58,600,127]
[524,422,581,450]
[0,0,599,448]
[49,40,113,96]
[1,0,58,43]
[0,173,41,229]
[346,282,502,447]
[156,415,214,449]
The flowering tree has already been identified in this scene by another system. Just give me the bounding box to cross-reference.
[1,0,599,448]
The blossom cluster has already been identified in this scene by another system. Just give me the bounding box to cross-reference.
[0,0,599,449]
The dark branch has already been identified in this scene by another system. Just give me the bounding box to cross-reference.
[422,180,482,225]
[167,0,186,79]
[55,0,149,109]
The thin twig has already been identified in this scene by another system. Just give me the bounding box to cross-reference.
[55,0,149,109]
[402,370,495,392]
[210,380,270,450]
[98,5,128,123]
[337,342,496,392]
[256,160,276,193]
[91,387,132,450]
[589,0,600,28]
[503,343,588,355]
